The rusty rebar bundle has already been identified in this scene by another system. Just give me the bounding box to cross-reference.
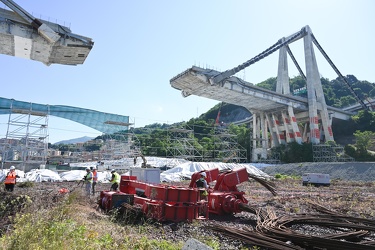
[208,203,375,249]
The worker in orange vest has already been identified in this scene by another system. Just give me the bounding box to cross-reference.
[4,166,20,192]
[91,166,98,195]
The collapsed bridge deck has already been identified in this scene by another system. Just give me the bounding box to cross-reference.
[170,66,353,121]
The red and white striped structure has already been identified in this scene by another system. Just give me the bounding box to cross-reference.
[171,26,360,162]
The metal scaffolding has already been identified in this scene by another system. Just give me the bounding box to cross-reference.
[99,130,142,161]
[0,97,132,170]
[211,127,247,163]
[1,109,49,170]
[165,125,247,162]
[312,144,354,162]
[166,125,203,161]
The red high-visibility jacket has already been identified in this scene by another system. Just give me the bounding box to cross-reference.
[4,172,17,184]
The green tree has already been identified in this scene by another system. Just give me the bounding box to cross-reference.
[84,143,101,152]
[353,130,375,154]
[200,137,214,152]
[257,74,375,109]
[271,142,313,163]
[351,110,375,132]
[56,144,78,153]
[340,96,356,107]
[228,124,251,161]
[187,119,213,139]
[257,77,277,91]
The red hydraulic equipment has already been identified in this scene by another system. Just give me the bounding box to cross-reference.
[99,167,252,222]
[190,167,249,215]
[99,175,208,222]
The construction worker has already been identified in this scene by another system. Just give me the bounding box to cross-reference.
[110,169,120,191]
[91,166,98,195]
[196,171,209,217]
[196,172,209,199]
[83,167,93,196]
[4,166,20,192]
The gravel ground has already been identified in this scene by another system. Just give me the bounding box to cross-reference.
[1,175,375,249]
[262,161,375,181]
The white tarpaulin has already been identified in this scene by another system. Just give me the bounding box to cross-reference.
[25,169,62,182]
[0,158,270,184]
[134,157,189,169]
[160,162,270,182]
[70,157,189,171]
[59,170,112,183]
[59,170,86,182]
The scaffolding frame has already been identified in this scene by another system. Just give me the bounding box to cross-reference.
[1,108,49,171]
[166,125,204,161]
[165,125,247,162]
[99,130,142,161]
[312,144,354,162]
[211,127,247,163]
[255,150,281,164]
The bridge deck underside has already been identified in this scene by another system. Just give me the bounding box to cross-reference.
[0,8,93,65]
[171,67,308,113]
[0,97,130,134]
[171,67,353,120]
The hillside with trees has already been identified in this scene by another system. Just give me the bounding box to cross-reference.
[52,75,375,163]
[257,74,375,108]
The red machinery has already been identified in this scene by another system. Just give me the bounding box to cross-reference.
[99,175,208,222]
[189,167,249,215]
[99,167,251,222]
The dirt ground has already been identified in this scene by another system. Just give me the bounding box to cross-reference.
[1,178,375,249]
[262,162,375,181]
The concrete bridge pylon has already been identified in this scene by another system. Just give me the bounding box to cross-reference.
[170,25,362,162]
[250,26,335,161]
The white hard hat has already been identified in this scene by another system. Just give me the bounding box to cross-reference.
[10,166,15,170]
[86,167,90,170]
[92,166,96,170]
[200,172,206,177]
[111,169,115,173]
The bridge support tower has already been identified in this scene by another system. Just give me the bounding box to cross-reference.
[251,26,334,162]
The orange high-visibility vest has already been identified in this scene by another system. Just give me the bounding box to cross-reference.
[93,170,98,182]
[4,172,17,184]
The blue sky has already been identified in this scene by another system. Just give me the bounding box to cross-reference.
[0,0,374,143]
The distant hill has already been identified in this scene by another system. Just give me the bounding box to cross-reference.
[53,136,94,145]
[199,103,251,124]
